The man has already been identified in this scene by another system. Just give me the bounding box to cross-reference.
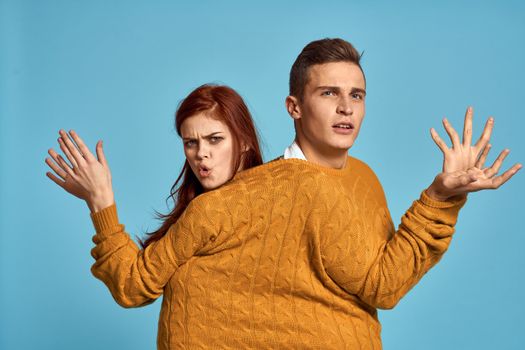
[86,39,520,349]
[272,38,520,347]
[283,38,519,198]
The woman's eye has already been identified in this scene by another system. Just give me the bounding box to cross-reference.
[184,140,196,147]
[210,137,223,144]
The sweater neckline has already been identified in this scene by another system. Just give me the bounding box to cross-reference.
[233,156,353,181]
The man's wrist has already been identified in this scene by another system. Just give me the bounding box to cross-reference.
[425,187,468,203]
[425,187,450,202]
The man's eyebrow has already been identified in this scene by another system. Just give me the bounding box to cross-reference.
[351,87,367,96]
[315,85,341,92]
[314,86,366,95]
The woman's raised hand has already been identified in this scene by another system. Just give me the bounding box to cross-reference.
[45,130,115,212]
[425,107,522,201]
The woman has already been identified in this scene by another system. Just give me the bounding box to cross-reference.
[44,83,263,296]
[46,83,262,238]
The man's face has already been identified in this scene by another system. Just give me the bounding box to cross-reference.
[289,61,366,162]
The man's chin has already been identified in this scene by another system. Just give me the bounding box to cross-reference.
[331,140,356,152]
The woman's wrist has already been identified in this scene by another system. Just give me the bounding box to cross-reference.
[87,191,115,213]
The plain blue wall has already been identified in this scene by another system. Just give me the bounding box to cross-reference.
[1,0,524,349]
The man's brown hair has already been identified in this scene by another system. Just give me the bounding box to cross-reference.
[289,38,364,100]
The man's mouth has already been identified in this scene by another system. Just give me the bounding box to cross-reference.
[333,122,354,130]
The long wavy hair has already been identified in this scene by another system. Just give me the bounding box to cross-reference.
[139,84,263,248]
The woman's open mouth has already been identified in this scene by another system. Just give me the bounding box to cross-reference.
[199,165,211,177]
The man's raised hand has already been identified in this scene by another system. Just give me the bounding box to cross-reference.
[425,107,521,201]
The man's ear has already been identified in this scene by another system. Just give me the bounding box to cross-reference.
[285,95,302,120]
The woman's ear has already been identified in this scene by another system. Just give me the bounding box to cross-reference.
[285,95,302,120]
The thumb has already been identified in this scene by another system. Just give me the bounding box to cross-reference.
[454,172,478,187]
[96,140,108,166]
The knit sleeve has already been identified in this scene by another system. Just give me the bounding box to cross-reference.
[321,184,467,310]
[89,199,213,308]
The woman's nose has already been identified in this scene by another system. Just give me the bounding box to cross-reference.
[197,144,210,159]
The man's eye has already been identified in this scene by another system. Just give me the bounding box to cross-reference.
[352,93,363,100]
[322,90,335,96]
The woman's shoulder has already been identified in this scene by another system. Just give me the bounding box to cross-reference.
[232,158,331,184]
[187,158,333,217]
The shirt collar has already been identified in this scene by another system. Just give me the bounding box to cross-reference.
[283,140,307,160]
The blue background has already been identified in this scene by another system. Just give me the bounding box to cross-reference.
[1,0,524,349]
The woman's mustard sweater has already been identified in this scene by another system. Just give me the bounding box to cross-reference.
[90,157,466,349]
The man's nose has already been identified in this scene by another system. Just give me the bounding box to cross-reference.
[336,96,353,116]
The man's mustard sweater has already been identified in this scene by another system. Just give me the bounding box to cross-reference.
[90,157,466,349]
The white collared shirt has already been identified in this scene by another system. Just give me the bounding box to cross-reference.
[283,140,307,160]
[283,141,350,170]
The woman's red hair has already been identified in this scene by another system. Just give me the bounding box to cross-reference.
[139,84,263,248]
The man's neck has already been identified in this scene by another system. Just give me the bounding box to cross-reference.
[296,139,348,169]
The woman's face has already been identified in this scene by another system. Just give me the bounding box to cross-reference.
[180,113,237,191]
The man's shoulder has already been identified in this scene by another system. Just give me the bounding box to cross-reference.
[347,155,380,179]
[345,155,388,204]
[347,155,371,170]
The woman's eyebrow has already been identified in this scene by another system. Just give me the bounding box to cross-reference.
[203,132,224,138]
[182,132,224,140]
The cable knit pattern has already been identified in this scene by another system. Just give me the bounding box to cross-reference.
[90,157,466,349]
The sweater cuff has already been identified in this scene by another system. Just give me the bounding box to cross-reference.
[419,190,467,209]
[90,204,120,233]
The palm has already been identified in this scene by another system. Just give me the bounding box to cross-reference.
[45,130,114,209]
[442,147,477,173]
[428,107,521,201]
